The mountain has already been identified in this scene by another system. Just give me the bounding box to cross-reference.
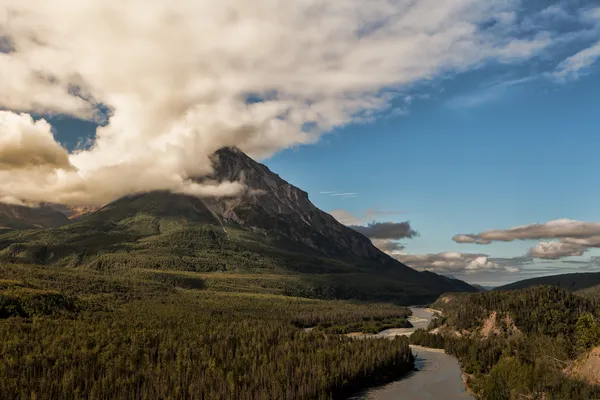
[495,272,600,293]
[0,202,71,230]
[0,147,476,302]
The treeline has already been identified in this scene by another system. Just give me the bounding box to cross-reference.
[432,286,598,335]
[409,329,444,348]
[425,286,600,399]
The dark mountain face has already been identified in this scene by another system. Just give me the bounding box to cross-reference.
[201,147,385,260]
[0,203,71,229]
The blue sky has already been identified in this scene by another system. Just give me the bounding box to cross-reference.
[3,0,600,286]
[264,53,600,286]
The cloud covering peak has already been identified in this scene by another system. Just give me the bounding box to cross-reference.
[0,0,570,205]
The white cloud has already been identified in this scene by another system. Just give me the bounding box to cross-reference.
[528,241,587,260]
[550,6,600,81]
[447,76,536,109]
[0,0,571,205]
[371,239,405,253]
[554,41,600,81]
[394,251,519,275]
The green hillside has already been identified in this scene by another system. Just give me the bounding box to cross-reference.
[0,262,415,399]
[412,287,600,399]
[0,208,470,303]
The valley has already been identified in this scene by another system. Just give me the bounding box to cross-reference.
[5,147,600,399]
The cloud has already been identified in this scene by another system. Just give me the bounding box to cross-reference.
[0,0,569,206]
[329,208,404,226]
[371,239,405,253]
[0,112,72,170]
[393,252,521,274]
[540,5,573,21]
[330,209,409,252]
[455,219,600,260]
[322,192,359,198]
[561,236,600,247]
[528,241,587,260]
[452,234,491,245]
[454,219,600,243]
[350,221,418,240]
[330,193,359,197]
[553,41,600,81]
[447,77,536,109]
[551,7,600,81]
[329,210,362,226]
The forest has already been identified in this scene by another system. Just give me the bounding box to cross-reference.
[0,262,415,399]
[413,286,600,399]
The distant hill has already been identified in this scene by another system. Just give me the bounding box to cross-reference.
[0,203,71,230]
[495,272,600,293]
[472,284,491,292]
[0,147,476,303]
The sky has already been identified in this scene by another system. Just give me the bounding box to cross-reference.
[1,0,600,285]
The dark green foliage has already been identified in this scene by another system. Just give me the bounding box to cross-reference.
[0,263,416,399]
[433,286,596,336]
[409,329,445,348]
[430,286,600,399]
[574,313,600,352]
[0,289,78,318]
[0,217,471,303]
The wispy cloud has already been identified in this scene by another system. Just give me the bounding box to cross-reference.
[320,191,359,198]
[553,41,600,81]
[447,77,536,109]
[550,6,600,81]
[330,192,358,197]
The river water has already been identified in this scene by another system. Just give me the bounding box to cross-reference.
[349,307,474,400]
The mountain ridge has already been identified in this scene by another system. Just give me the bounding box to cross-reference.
[496,272,600,293]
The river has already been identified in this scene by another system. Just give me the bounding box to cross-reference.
[349,307,474,400]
